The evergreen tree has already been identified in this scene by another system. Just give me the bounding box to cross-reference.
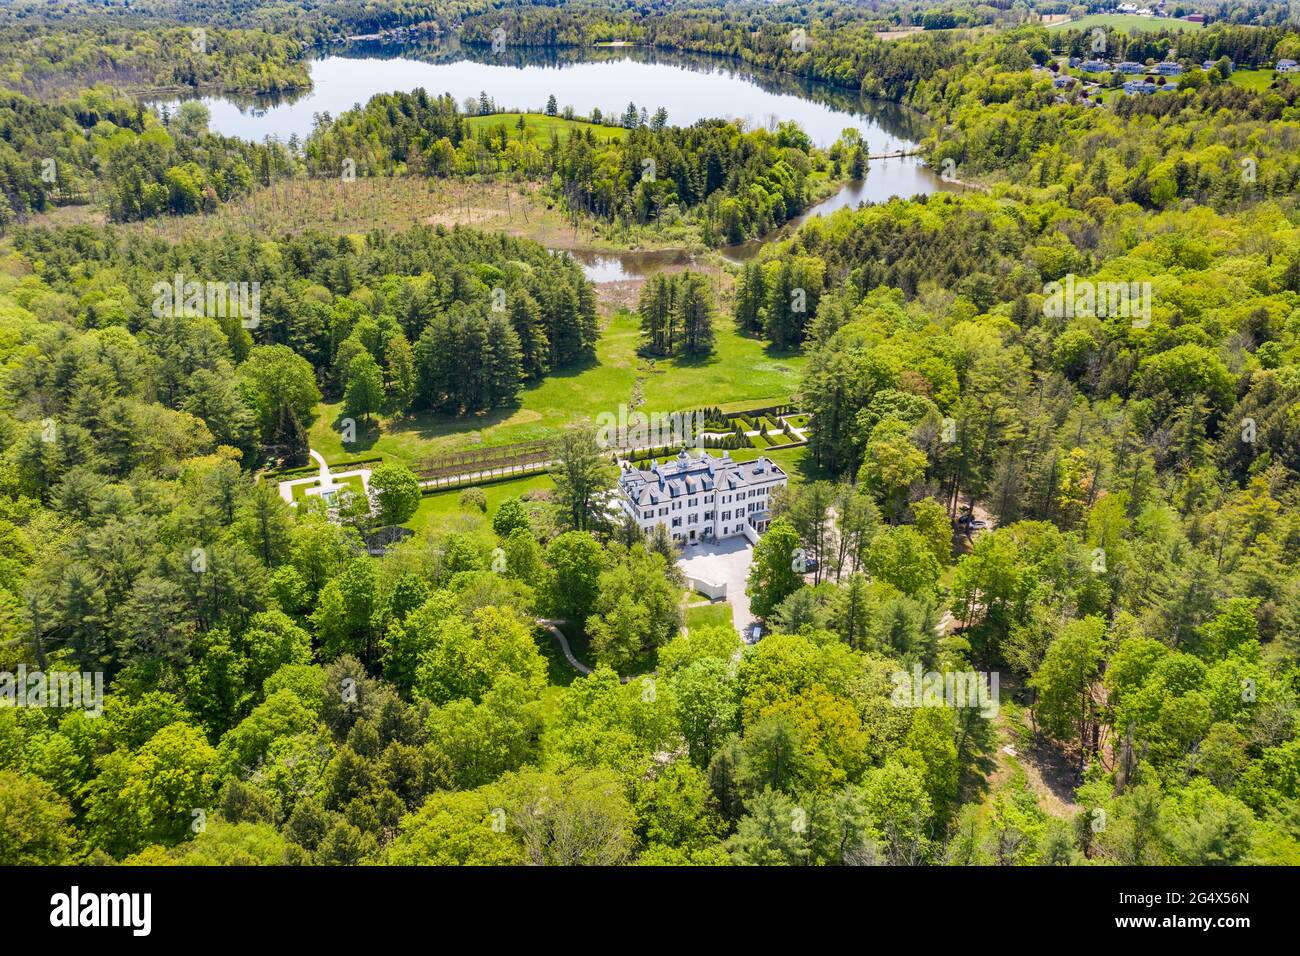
[638,273,675,356]
[344,352,384,425]
[734,261,766,335]
[383,332,416,416]
[485,313,524,408]
[678,273,716,356]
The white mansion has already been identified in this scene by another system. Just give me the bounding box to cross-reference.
[616,450,788,544]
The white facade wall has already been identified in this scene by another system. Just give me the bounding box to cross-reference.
[616,453,787,544]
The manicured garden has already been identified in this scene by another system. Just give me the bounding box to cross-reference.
[288,473,367,503]
[309,308,807,469]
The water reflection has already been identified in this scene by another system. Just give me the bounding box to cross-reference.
[721,161,969,264]
[150,42,962,278]
[151,43,932,151]
[564,248,701,282]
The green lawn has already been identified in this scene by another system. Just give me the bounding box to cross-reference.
[729,444,814,485]
[466,112,628,147]
[1047,14,1203,32]
[686,602,734,630]
[1228,68,1281,92]
[310,310,806,469]
[403,472,554,531]
[289,473,365,503]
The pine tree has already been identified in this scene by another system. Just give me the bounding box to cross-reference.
[638,273,675,356]
[678,272,716,356]
[734,261,766,334]
[509,290,549,379]
[382,332,416,416]
[343,352,384,425]
[763,260,798,348]
[485,313,524,407]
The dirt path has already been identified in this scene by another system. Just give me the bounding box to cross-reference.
[988,677,1080,818]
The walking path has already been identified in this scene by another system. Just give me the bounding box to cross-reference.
[276,448,373,505]
[537,619,592,675]
[418,461,551,491]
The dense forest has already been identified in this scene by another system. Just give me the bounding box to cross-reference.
[8,222,597,448]
[1,0,1300,870]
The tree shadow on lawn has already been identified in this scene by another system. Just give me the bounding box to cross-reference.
[785,452,824,484]
[327,410,381,453]
[732,327,805,359]
[655,349,722,370]
[761,341,803,364]
[532,351,603,382]
[329,351,620,458]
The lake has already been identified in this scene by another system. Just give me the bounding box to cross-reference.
[154,43,960,278]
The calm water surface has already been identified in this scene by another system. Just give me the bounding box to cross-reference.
[154,44,961,278]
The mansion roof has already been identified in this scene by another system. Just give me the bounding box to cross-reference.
[618,451,786,508]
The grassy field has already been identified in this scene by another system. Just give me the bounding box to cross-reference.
[466,112,628,147]
[403,472,553,531]
[1229,68,1282,92]
[1047,14,1203,32]
[686,602,734,630]
[310,308,807,468]
[40,172,690,255]
[104,177,606,249]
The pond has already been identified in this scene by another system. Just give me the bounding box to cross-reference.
[154,42,962,278]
